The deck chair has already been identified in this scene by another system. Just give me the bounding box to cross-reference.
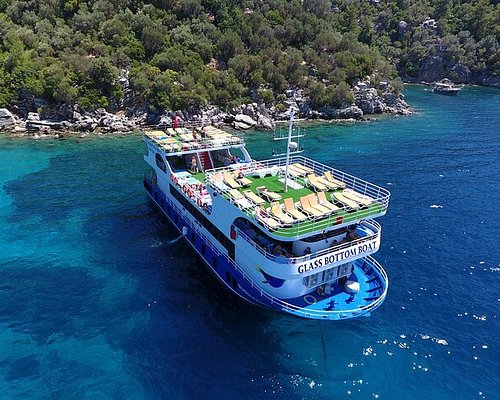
[280,166,302,178]
[223,172,241,189]
[229,189,252,209]
[283,198,308,222]
[270,202,295,225]
[317,192,341,212]
[323,171,346,189]
[307,174,327,191]
[257,186,282,202]
[233,170,252,186]
[316,175,341,190]
[288,164,307,176]
[332,192,360,210]
[255,207,280,230]
[211,174,229,191]
[307,194,332,214]
[342,189,374,207]
[292,163,313,174]
[242,190,265,206]
[299,195,324,217]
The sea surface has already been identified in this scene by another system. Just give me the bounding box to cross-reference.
[0,85,499,400]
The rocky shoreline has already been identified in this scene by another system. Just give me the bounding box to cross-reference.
[0,78,412,137]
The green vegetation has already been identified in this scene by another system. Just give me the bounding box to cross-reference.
[0,0,498,112]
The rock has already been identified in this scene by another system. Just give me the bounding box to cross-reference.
[27,112,40,121]
[0,108,16,130]
[355,88,385,114]
[336,106,364,119]
[234,113,256,127]
[257,115,275,130]
[233,121,253,130]
[241,103,258,120]
[158,114,172,127]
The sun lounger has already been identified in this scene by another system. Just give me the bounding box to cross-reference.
[172,142,182,150]
[288,164,307,176]
[269,202,295,225]
[280,166,302,178]
[211,174,229,191]
[299,195,324,217]
[342,189,374,207]
[307,194,332,214]
[317,192,341,212]
[307,174,327,191]
[223,172,241,189]
[243,190,265,206]
[256,186,282,202]
[283,198,308,222]
[323,171,346,189]
[234,170,252,186]
[332,192,360,209]
[166,128,176,135]
[291,163,313,174]
[229,189,253,209]
[255,207,280,230]
[316,176,341,190]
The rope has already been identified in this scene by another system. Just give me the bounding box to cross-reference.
[318,320,328,371]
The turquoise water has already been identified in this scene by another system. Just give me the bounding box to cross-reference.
[0,85,499,399]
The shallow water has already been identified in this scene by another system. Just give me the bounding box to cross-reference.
[0,85,499,399]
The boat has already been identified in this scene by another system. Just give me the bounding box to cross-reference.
[433,79,462,95]
[142,113,390,320]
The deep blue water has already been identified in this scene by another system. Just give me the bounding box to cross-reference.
[0,85,499,400]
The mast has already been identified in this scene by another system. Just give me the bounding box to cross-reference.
[284,108,294,193]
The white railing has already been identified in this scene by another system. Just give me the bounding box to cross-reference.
[144,132,244,154]
[205,157,389,238]
[237,220,381,265]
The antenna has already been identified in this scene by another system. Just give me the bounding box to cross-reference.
[272,108,305,192]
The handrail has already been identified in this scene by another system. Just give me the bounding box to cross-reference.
[144,133,244,155]
[206,155,390,202]
[205,157,389,238]
[159,188,388,319]
[237,220,381,265]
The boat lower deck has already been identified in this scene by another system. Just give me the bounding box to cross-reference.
[277,257,388,320]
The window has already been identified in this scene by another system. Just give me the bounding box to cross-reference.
[155,153,166,173]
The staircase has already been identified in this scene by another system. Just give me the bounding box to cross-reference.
[198,151,213,171]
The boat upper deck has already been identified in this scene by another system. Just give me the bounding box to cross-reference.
[145,126,244,155]
[205,156,390,239]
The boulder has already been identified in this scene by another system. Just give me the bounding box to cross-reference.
[355,88,385,114]
[336,105,364,119]
[27,112,40,121]
[233,120,253,130]
[0,108,16,130]
[158,114,172,127]
[234,113,256,127]
[241,103,258,120]
[257,115,275,130]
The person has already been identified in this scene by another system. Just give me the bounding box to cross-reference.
[191,155,198,172]
[317,285,325,296]
[192,128,197,140]
[303,247,311,256]
[231,155,237,164]
[200,128,206,140]
[273,244,282,256]
[347,229,359,241]
[330,239,338,247]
